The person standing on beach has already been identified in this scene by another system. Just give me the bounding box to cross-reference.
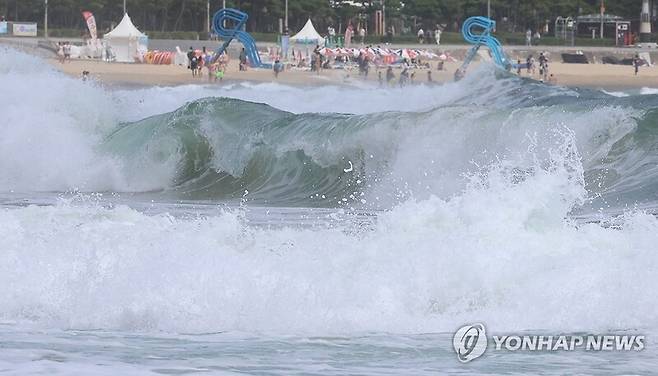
[105,43,113,62]
[360,54,370,78]
[239,48,247,71]
[359,27,366,45]
[525,29,532,46]
[417,28,424,44]
[315,51,323,75]
[199,46,207,77]
[399,68,409,87]
[187,47,194,73]
[209,61,217,82]
[435,26,442,45]
[526,55,532,74]
[187,48,199,78]
[386,66,395,85]
[273,59,284,78]
[346,24,354,47]
[57,42,65,64]
[215,66,225,82]
[63,42,71,63]
[538,52,548,81]
[527,55,535,76]
[328,25,336,44]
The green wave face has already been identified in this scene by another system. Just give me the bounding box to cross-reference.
[102,98,406,206]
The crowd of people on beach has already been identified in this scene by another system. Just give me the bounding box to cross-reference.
[525,29,543,46]
[56,42,73,63]
[416,26,444,45]
[186,46,228,82]
[289,40,446,87]
[51,30,651,89]
[516,52,557,84]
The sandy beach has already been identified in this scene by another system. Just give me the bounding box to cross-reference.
[48,56,658,90]
[48,58,464,87]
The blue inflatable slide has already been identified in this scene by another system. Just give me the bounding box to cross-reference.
[212,8,269,68]
[457,16,516,79]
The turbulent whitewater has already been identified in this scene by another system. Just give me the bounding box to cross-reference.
[1,47,657,374]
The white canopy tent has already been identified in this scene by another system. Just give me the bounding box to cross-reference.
[103,13,148,62]
[290,19,325,45]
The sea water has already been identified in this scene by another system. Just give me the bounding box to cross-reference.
[0,47,657,374]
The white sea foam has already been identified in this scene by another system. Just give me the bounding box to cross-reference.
[602,89,629,97]
[0,48,127,192]
[1,154,657,334]
[640,87,658,95]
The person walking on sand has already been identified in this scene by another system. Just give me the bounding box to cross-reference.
[417,28,425,44]
[634,54,641,75]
